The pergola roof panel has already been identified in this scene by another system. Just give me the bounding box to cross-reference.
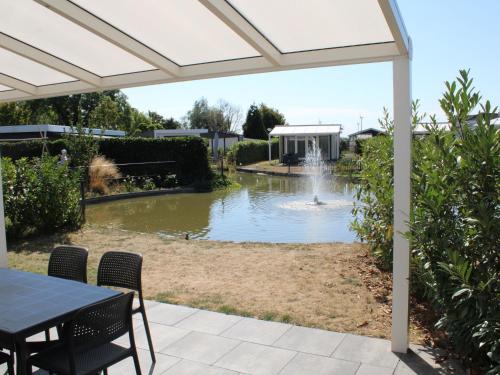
[71,0,261,66]
[0,0,155,77]
[0,0,409,102]
[0,84,11,92]
[0,48,75,86]
[228,0,394,53]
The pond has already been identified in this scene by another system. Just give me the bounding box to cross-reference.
[86,172,360,243]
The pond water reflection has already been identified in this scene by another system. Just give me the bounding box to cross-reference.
[86,172,359,243]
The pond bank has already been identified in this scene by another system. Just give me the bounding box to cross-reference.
[84,186,197,205]
[236,160,360,178]
[8,225,432,344]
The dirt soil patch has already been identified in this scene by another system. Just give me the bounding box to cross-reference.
[8,225,432,344]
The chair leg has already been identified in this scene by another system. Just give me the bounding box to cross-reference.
[7,355,14,375]
[102,368,108,375]
[132,351,142,375]
[44,329,50,341]
[140,308,156,363]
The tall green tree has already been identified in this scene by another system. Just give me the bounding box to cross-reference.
[243,104,267,139]
[87,96,120,130]
[259,104,286,131]
[148,111,182,130]
[0,102,31,125]
[184,97,242,132]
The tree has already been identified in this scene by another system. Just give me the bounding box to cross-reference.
[185,98,211,129]
[243,104,267,139]
[88,96,120,130]
[185,97,236,132]
[0,102,31,125]
[259,104,286,131]
[218,100,242,133]
[163,117,182,129]
[148,111,182,130]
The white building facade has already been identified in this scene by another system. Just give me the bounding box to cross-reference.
[270,124,341,161]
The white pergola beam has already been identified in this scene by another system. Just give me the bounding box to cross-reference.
[378,0,410,56]
[35,0,180,77]
[0,159,6,268]
[391,54,412,353]
[198,0,282,66]
[0,33,101,88]
[0,73,36,95]
[0,42,400,103]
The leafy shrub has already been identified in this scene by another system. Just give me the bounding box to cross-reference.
[1,136,211,186]
[227,139,278,165]
[333,154,361,176]
[63,125,99,170]
[2,156,81,238]
[352,71,499,372]
[351,108,397,267]
[140,177,157,191]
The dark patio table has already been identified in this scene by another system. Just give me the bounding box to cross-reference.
[0,268,120,375]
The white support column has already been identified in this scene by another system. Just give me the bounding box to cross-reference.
[0,157,7,267]
[391,55,412,353]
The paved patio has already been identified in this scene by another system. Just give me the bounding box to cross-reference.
[3,300,464,375]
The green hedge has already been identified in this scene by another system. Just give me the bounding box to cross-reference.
[0,137,211,185]
[227,139,278,165]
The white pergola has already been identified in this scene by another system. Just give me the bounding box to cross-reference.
[0,0,412,353]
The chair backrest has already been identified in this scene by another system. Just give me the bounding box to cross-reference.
[48,245,88,283]
[97,251,143,292]
[63,292,134,352]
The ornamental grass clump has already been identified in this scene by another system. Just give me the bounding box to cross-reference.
[352,70,499,373]
[88,155,121,195]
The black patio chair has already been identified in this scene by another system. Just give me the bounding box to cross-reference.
[45,245,89,341]
[28,292,141,375]
[0,350,14,375]
[48,245,89,283]
[97,251,155,363]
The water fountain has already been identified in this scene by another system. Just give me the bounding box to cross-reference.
[304,138,327,205]
[278,138,352,211]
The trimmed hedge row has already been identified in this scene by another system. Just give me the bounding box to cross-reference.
[227,139,279,165]
[0,137,211,185]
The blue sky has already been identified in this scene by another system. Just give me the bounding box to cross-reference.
[123,0,500,135]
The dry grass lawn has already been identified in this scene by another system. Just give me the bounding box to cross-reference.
[8,225,432,344]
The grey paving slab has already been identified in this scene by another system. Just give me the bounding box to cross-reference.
[273,325,345,356]
[394,348,466,375]
[134,321,190,352]
[134,298,160,311]
[332,334,400,369]
[356,363,395,375]
[175,309,243,335]
[145,303,198,326]
[278,352,359,375]
[406,345,466,375]
[107,349,180,375]
[215,341,297,375]
[221,317,291,345]
[27,327,59,342]
[162,331,240,365]
[114,319,145,346]
[164,359,240,375]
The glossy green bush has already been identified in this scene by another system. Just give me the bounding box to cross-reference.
[2,156,82,238]
[352,71,499,373]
